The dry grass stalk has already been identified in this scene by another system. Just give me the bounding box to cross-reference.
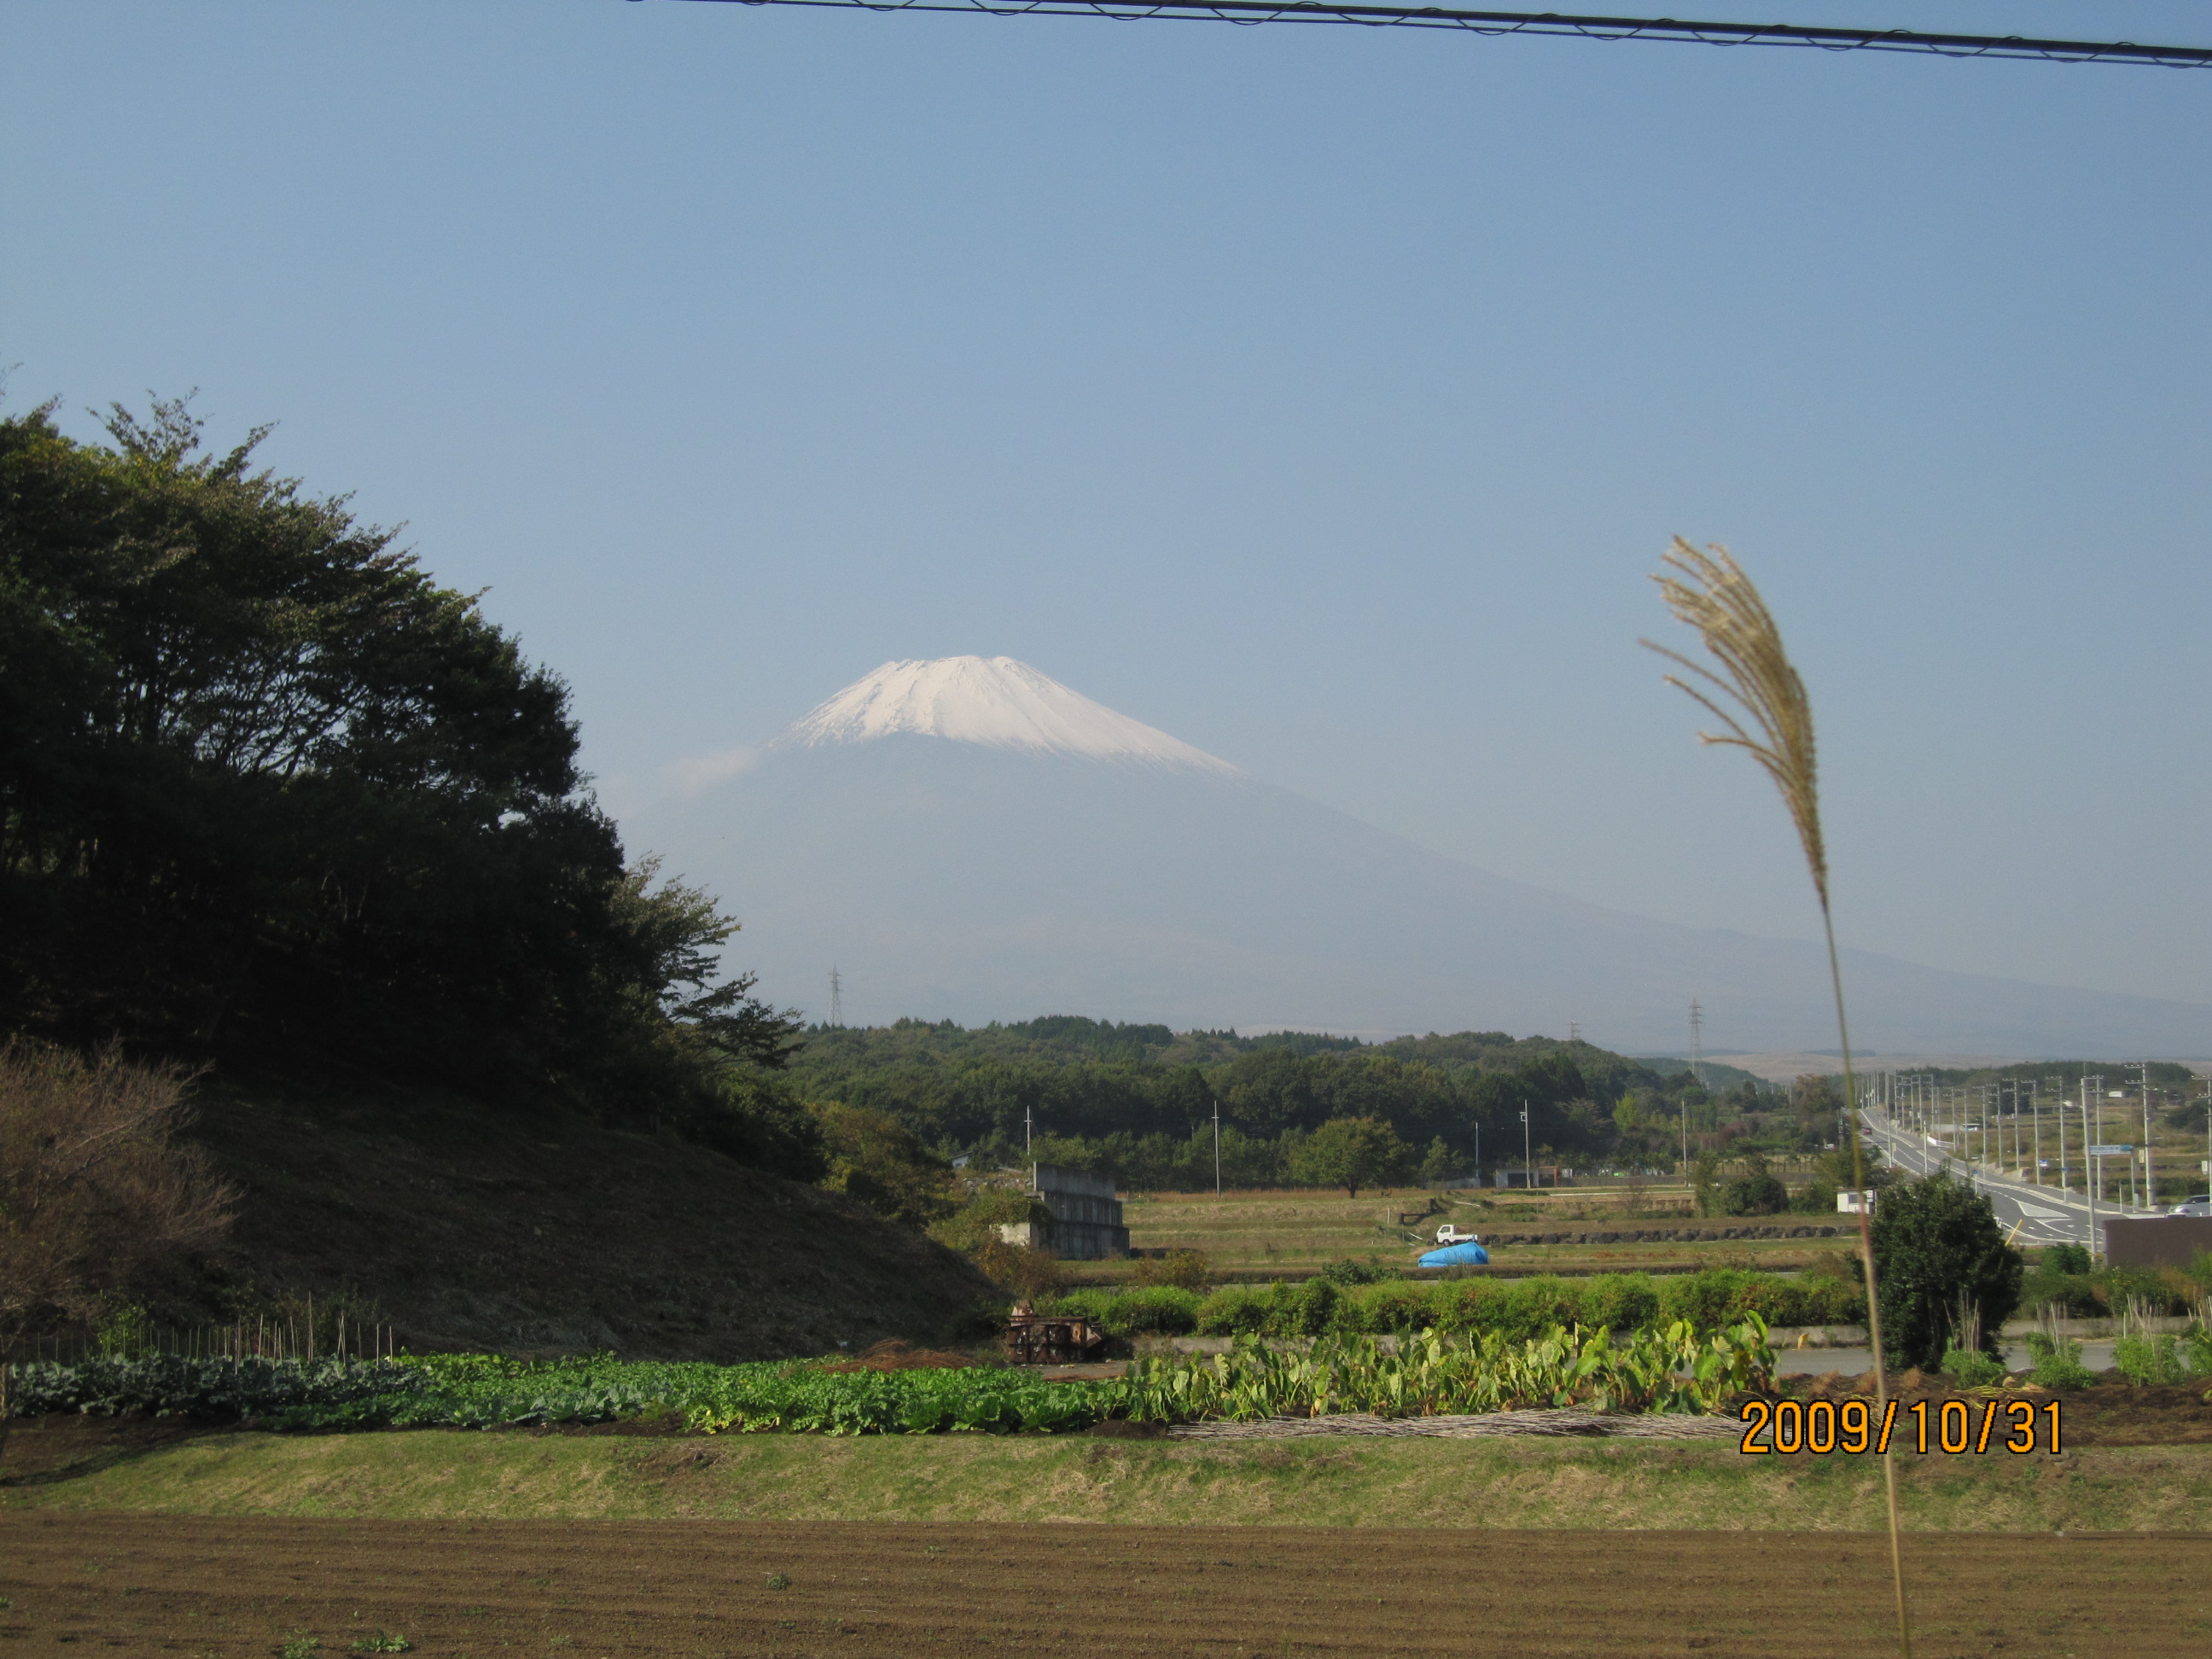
[1644,537,1912,1659]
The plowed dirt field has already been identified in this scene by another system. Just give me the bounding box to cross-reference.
[5,1513,2205,1657]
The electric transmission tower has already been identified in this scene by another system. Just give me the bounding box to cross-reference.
[1688,998,1704,1091]
[828,967,844,1029]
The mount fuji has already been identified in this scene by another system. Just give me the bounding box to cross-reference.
[623,657,2208,1057]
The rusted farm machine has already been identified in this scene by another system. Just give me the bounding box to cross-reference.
[1002,1305,1108,1365]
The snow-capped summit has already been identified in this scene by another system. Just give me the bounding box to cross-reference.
[775,656,1237,771]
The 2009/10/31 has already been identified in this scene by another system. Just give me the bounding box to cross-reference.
[1738,1398,2062,1456]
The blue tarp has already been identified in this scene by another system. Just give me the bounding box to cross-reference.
[1417,1241,1490,1267]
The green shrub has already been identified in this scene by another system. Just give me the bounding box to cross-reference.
[2043,1243,2092,1275]
[2023,1332,2097,1391]
[1286,1278,1340,1336]
[1313,1258,1396,1287]
[1492,1278,1590,1342]
[2113,1333,2186,1387]
[1194,1285,1281,1336]
[1045,1289,1120,1324]
[1720,1173,1790,1216]
[2021,1260,2190,1320]
[1661,1270,1761,1331]
[1762,1273,1866,1327]
[2018,1264,2100,1318]
[2181,1322,2212,1376]
[1097,1287,1202,1337]
[2097,1266,2189,1317]
[1127,1249,1214,1292]
[1871,1174,2023,1369]
[1340,1281,1444,1334]
[1790,1179,1837,1215]
[1574,1274,1662,1335]
[1940,1347,2006,1388]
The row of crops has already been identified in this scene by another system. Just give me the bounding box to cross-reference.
[1043,1268,1866,1341]
[5,1317,1778,1435]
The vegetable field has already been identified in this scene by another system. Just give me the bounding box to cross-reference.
[7,1315,1775,1435]
[1051,1266,1862,1339]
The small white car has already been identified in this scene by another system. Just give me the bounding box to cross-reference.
[1434,1224,1482,1246]
[2170,1194,2212,1217]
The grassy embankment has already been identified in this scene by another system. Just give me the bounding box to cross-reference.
[164,1074,997,1359]
[7,1420,2207,1532]
[1109,1185,1852,1283]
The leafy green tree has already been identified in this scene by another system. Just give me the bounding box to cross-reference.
[1720,1171,1789,1216]
[0,396,805,1164]
[1289,1116,1412,1197]
[1870,1173,2023,1367]
[1720,1150,1788,1216]
[814,1102,954,1228]
[1691,1151,1722,1216]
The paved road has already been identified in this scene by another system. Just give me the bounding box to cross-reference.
[1858,1107,2147,1251]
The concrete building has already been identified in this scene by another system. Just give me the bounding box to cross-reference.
[996,1163,1130,1260]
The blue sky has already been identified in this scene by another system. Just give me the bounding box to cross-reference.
[6,0,2207,1029]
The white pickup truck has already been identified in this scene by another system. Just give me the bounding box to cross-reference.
[1433,1224,1482,1246]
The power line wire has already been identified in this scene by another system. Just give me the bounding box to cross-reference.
[647,0,2212,65]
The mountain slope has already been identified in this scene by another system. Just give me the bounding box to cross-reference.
[627,661,2209,1058]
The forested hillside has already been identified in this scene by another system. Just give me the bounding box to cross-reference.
[0,396,817,1172]
[0,394,998,1356]
[787,1016,1797,1187]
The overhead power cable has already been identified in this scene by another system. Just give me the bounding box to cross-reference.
[643,0,2212,66]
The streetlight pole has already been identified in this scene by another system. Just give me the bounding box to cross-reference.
[2110,1086,2137,1210]
[2046,1076,2068,1194]
[2083,1092,2100,1260]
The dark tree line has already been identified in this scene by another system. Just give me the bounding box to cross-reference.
[785,1016,1781,1177]
[0,397,815,1173]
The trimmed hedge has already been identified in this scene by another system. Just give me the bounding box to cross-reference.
[1048,1285,1202,1336]
[1182,1270,1863,1340]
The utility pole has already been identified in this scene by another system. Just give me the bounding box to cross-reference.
[2028,1077,2040,1185]
[2083,1074,2105,1204]
[1024,1103,1033,1155]
[828,967,844,1028]
[1212,1098,1222,1196]
[1522,1100,1533,1192]
[2126,1062,2151,1212]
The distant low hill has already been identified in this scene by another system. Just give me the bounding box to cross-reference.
[175,1075,998,1360]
